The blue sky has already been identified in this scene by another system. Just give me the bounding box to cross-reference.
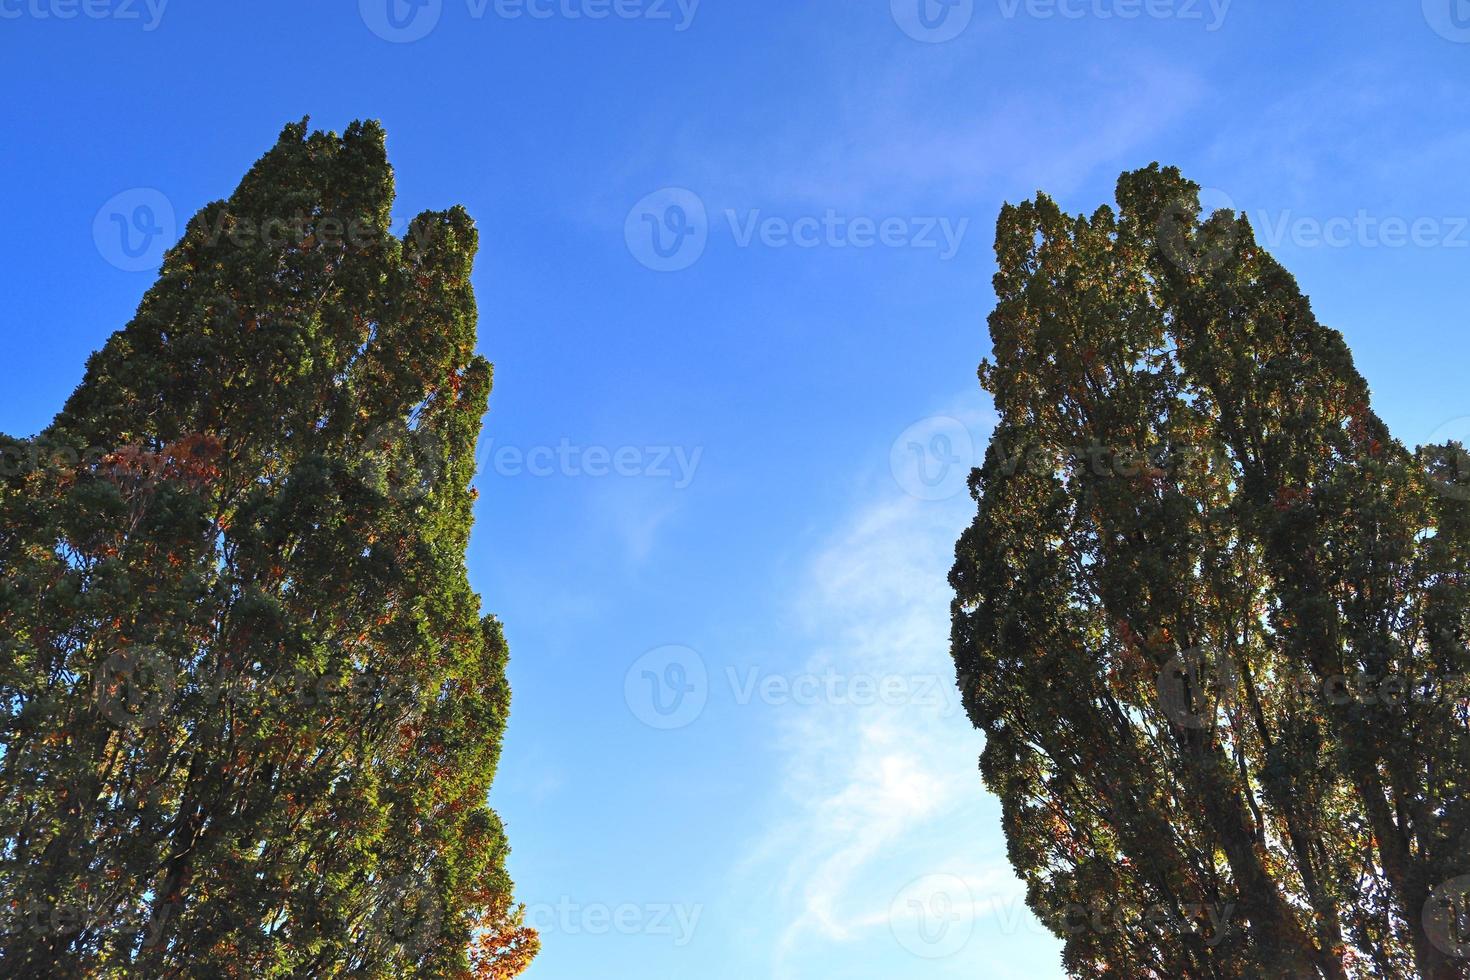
[3,2,1469,976]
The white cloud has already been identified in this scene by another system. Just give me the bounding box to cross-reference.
[731,396,1057,978]
[668,56,1206,216]
[588,39,1207,236]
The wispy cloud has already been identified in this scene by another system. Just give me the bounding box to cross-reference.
[1194,61,1470,206]
[732,396,1056,978]
[586,479,685,565]
[668,50,1205,214]
[590,37,1207,227]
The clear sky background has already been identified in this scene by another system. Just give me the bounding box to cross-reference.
[2,2,1468,977]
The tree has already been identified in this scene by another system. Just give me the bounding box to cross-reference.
[0,120,538,978]
[949,165,1470,978]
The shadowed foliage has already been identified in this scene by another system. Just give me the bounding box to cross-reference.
[0,120,537,977]
[950,165,1470,978]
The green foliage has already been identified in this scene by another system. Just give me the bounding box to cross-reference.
[0,120,536,977]
[951,165,1470,978]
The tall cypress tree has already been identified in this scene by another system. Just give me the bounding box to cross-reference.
[950,165,1470,978]
[0,120,537,977]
